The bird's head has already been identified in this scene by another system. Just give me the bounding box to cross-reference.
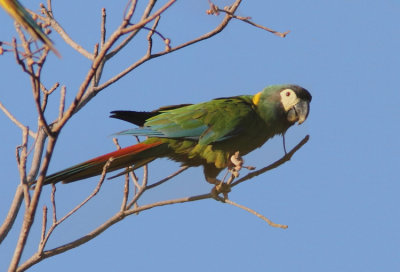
[254,84,312,128]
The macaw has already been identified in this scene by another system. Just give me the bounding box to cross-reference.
[42,84,311,186]
[0,0,60,57]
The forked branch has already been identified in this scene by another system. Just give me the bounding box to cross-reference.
[17,134,308,271]
[0,1,303,271]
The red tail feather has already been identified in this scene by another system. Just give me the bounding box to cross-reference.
[42,140,165,185]
[88,142,163,164]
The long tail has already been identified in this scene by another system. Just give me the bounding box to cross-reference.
[0,0,61,57]
[43,140,167,185]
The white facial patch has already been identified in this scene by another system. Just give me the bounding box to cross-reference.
[280,89,300,112]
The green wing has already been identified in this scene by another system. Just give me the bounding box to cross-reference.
[119,95,258,145]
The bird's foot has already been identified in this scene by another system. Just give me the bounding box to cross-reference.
[229,151,243,178]
[206,177,231,201]
[228,152,255,179]
[211,182,231,201]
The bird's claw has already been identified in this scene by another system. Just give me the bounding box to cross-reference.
[229,151,255,179]
[206,176,231,200]
[211,181,231,201]
[206,151,256,201]
[230,151,243,171]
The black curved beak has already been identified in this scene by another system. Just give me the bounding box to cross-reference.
[287,100,310,125]
[294,100,310,124]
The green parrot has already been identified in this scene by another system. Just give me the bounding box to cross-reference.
[0,0,60,57]
[42,84,311,186]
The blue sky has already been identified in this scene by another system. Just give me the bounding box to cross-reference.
[1,0,399,271]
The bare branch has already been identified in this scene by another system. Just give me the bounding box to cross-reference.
[17,132,308,270]
[111,138,130,211]
[37,158,113,254]
[222,198,288,229]
[121,0,176,34]
[40,82,60,112]
[208,3,290,38]
[58,86,66,120]
[55,158,112,224]
[130,171,140,190]
[0,186,24,243]
[100,8,106,47]
[9,136,57,271]
[0,101,36,138]
[232,135,310,188]
[51,185,57,223]
[1,1,304,270]
[106,0,155,58]
[146,166,189,190]
[39,206,48,247]
[121,173,130,211]
[74,0,173,111]
[27,129,48,183]
[126,174,146,209]
[145,15,161,57]
[18,127,31,208]
[39,6,93,59]
[32,78,53,137]
[15,23,34,64]
[94,0,243,92]
[51,1,144,129]
[18,192,212,271]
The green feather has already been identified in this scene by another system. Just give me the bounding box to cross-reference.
[42,84,311,185]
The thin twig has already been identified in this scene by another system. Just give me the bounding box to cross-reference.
[18,192,213,271]
[129,168,140,189]
[39,8,93,59]
[74,0,168,111]
[4,1,303,270]
[17,135,307,269]
[0,186,24,243]
[126,175,146,209]
[283,133,287,154]
[106,0,155,58]
[40,82,60,112]
[100,8,106,48]
[142,165,148,188]
[121,173,130,211]
[32,75,53,137]
[15,23,34,64]
[222,198,288,229]
[106,10,139,57]
[39,206,48,246]
[126,162,150,211]
[58,86,66,120]
[0,101,36,138]
[146,166,189,190]
[50,1,143,130]
[214,7,290,38]
[12,38,30,74]
[42,82,59,95]
[94,0,242,92]
[18,127,31,208]
[47,0,53,17]
[26,129,48,183]
[103,0,138,59]
[121,0,176,34]
[231,135,310,188]
[111,138,130,211]
[54,158,112,224]
[9,136,57,271]
[38,158,113,253]
[145,16,161,57]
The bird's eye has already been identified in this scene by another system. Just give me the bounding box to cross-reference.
[286,91,291,96]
